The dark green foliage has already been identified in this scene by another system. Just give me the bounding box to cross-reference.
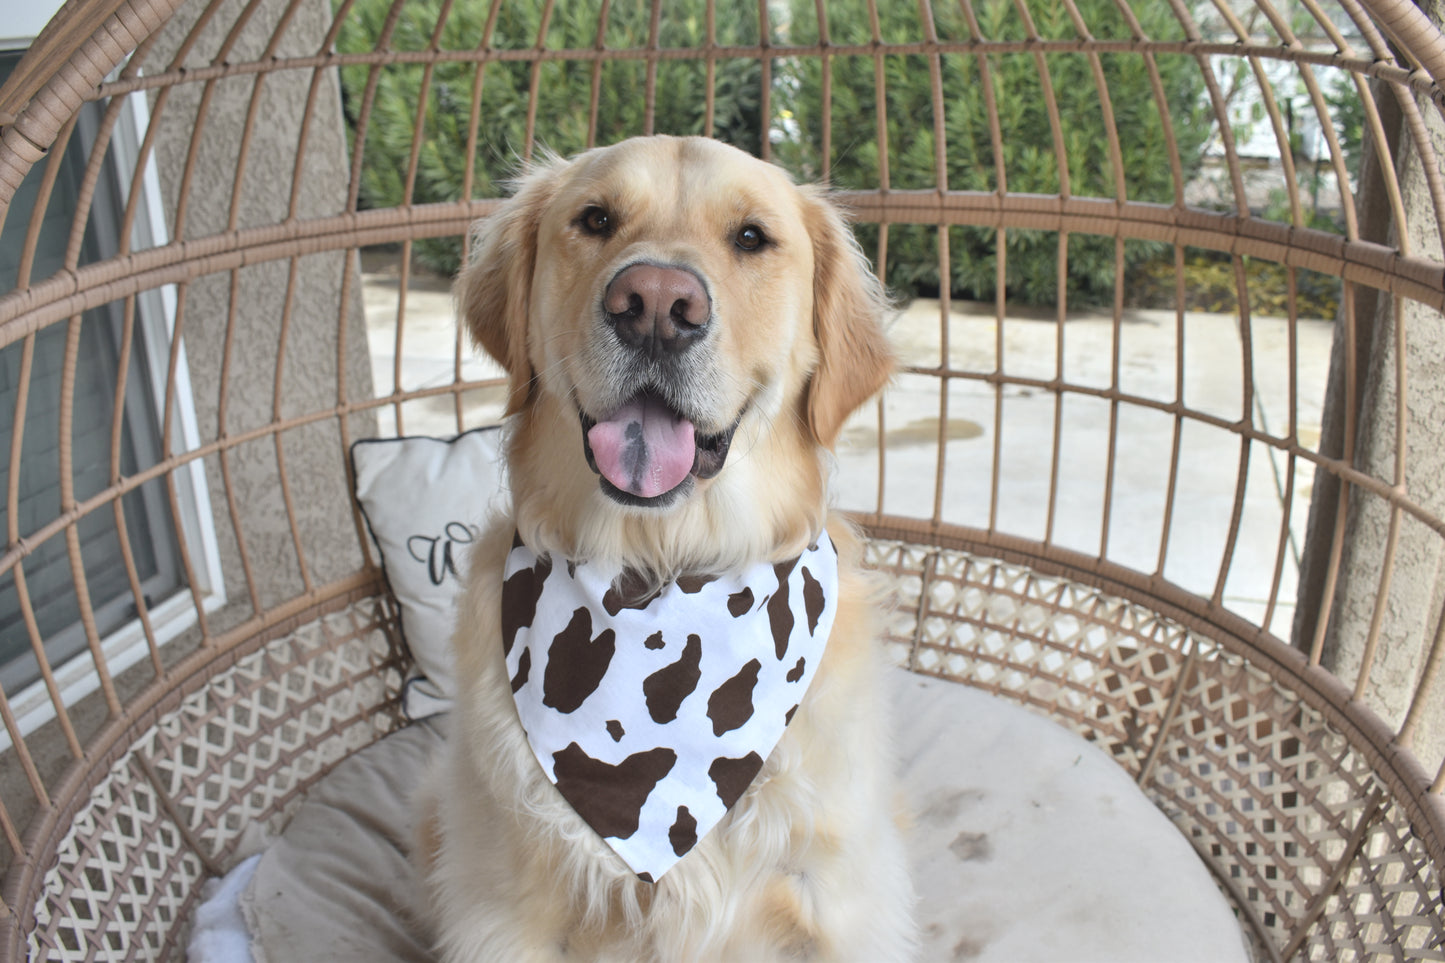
[334,0,764,275]
[774,0,1212,305]
[1126,250,1341,320]
[336,0,1211,303]
[1323,68,1366,192]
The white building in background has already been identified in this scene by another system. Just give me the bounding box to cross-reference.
[1188,0,1365,218]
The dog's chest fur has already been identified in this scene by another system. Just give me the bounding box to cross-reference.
[433,520,912,962]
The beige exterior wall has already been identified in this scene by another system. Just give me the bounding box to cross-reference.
[1300,0,1445,767]
[142,0,378,624]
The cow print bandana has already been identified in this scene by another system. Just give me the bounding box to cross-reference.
[501,531,838,883]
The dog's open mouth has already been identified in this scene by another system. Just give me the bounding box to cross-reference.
[580,391,739,506]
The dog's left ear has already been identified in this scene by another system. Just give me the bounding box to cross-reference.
[801,187,896,448]
[456,155,569,416]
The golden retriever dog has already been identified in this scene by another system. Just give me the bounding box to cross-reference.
[416,135,915,962]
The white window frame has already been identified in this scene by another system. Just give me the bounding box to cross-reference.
[1,28,226,750]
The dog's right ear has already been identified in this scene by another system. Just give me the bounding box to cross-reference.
[456,157,568,416]
[800,186,896,449]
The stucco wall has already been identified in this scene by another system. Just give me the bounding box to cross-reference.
[141,0,378,625]
[1298,3,1445,767]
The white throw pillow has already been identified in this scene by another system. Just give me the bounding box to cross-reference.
[351,428,506,718]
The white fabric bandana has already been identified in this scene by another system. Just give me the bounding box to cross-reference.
[501,531,838,883]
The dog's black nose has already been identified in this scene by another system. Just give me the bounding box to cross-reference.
[603,263,710,357]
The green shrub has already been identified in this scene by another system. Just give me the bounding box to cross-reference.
[334,0,764,275]
[336,0,1210,303]
[1125,251,1341,320]
[773,0,1212,305]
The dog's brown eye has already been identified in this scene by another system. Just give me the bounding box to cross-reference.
[580,206,612,236]
[735,224,765,251]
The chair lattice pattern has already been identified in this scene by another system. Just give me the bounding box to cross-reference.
[864,536,1445,958]
[1154,654,1377,941]
[868,538,1198,770]
[1300,800,1445,961]
[28,755,204,962]
[142,600,405,857]
[25,597,405,962]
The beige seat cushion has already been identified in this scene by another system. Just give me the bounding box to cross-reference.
[236,670,1249,962]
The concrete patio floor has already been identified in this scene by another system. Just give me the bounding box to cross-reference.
[361,255,1333,642]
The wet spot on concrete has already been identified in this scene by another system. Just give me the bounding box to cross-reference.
[952,934,986,960]
[948,831,992,862]
[842,417,984,450]
[918,788,986,826]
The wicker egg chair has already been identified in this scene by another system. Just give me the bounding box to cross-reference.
[1,0,1443,958]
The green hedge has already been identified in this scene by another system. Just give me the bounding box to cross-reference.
[335,0,763,276]
[335,0,1209,304]
[773,0,1211,304]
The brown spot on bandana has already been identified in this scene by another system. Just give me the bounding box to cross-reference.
[603,569,663,616]
[801,566,826,635]
[708,751,764,809]
[510,647,531,693]
[501,553,552,656]
[675,574,717,594]
[767,558,799,659]
[727,586,754,618]
[552,742,677,840]
[542,607,617,714]
[669,805,698,857]
[707,658,761,736]
[643,634,703,724]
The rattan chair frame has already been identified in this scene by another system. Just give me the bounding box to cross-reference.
[0,0,1443,958]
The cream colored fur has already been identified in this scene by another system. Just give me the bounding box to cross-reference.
[417,136,915,962]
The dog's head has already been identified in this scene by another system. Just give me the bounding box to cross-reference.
[459,136,892,567]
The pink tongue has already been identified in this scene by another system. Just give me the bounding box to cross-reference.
[587,396,697,498]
